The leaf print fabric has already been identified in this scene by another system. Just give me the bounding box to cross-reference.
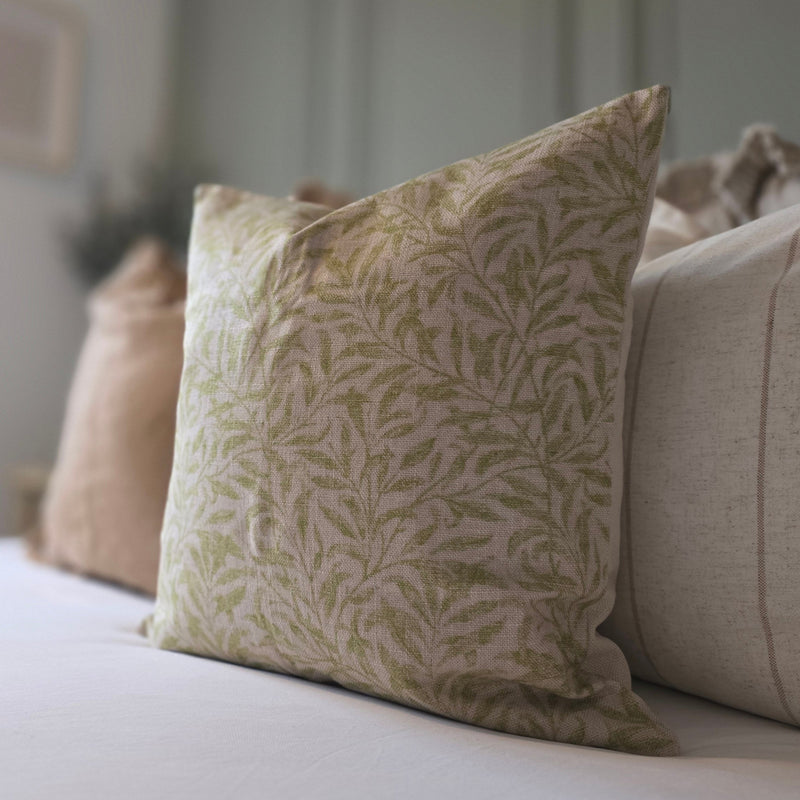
[149,86,678,755]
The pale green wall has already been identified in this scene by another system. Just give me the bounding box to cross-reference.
[176,0,800,199]
[0,0,177,531]
[662,0,800,160]
[5,0,798,530]
[172,0,567,197]
[172,0,800,198]
[172,0,313,195]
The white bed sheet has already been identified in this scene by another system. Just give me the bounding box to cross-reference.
[2,538,799,800]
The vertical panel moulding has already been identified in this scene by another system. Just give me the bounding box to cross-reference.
[572,0,637,113]
[303,0,334,182]
[636,0,680,161]
[316,0,376,197]
[520,0,563,132]
[555,0,577,121]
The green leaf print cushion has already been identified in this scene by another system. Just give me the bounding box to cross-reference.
[149,86,678,755]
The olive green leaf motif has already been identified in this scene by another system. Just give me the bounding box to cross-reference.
[150,86,678,755]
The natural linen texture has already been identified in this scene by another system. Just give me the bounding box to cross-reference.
[150,87,676,755]
[43,240,185,594]
[604,204,800,727]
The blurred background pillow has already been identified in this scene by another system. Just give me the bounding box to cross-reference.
[41,239,185,594]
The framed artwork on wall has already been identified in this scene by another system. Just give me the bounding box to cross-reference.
[0,0,83,172]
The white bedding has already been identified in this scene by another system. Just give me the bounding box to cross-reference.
[2,538,799,800]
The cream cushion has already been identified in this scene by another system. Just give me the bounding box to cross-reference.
[641,198,708,264]
[604,204,800,726]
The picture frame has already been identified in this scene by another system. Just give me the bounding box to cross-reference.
[0,0,83,172]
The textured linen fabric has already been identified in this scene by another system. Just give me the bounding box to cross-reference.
[42,240,185,595]
[3,539,800,800]
[656,125,800,237]
[604,204,800,726]
[150,87,675,754]
[641,198,708,264]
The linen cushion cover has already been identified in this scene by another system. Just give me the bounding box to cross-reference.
[656,124,800,238]
[43,240,185,595]
[149,87,676,754]
[604,204,800,726]
[641,198,708,264]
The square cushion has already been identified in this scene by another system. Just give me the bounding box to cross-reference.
[43,240,185,595]
[149,87,676,754]
[604,203,800,727]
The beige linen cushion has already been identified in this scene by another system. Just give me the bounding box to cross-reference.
[655,125,800,238]
[149,87,676,754]
[641,198,708,264]
[604,204,800,726]
[43,239,185,595]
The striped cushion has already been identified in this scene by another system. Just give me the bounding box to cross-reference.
[604,205,800,725]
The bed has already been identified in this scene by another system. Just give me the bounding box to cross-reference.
[3,537,799,800]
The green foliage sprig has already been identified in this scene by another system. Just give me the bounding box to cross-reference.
[63,161,209,287]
